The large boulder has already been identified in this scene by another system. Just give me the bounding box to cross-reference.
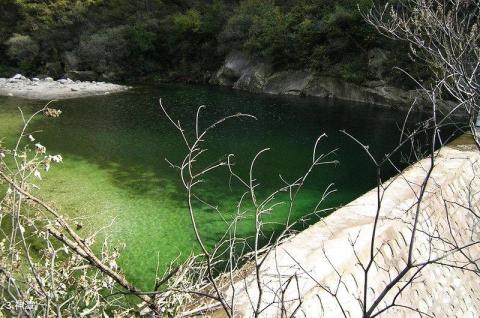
[233,63,271,93]
[211,66,235,86]
[12,74,27,81]
[211,51,269,87]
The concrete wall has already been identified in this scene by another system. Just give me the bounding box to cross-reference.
[209,137,480,317]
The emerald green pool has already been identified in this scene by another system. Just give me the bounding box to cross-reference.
[0,83,408,289]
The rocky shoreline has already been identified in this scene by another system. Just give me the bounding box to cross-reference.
[209,51,439,111]
[0,74,129,100]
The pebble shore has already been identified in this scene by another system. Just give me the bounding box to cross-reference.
[0,74,130,100]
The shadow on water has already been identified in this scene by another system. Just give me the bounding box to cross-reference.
[0,83,416,288]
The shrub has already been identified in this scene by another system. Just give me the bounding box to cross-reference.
[220,0,289,63]
[173,9,202,33]
[5,34,39,63]
[127,25,157,53]
[77,27,129,73]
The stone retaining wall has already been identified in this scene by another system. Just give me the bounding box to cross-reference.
[209,138,480,317]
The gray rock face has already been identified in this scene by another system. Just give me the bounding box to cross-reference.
[233,63,271,93]
[222,51,252,78]
[368,48,389,80]
[211,51,262,86]
[305,77,426,109]
[210,50,429,110]
[264,71,313,95]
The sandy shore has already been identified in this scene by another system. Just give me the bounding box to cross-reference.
[0,74,130,100]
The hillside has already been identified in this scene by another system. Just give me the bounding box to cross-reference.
[0,0,425,89]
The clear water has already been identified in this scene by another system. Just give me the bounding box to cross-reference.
[0,83,409,289]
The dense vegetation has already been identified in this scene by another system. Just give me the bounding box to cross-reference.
[0,0,412,84]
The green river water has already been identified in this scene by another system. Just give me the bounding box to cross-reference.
[0,83,409,289]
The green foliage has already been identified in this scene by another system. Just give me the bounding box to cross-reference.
[202,0,228,35]
[339,58,369,84]
[309,45,330,71]
[218,0,377,76]
[173,9,202,33]
[0,0,19,43]
[5,33,39,71]
[77,27,129,73]
[0,0,406,84]
[14,0,100,30]
[127,25,157,53]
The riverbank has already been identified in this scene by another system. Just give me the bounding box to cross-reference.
[209,51,443,111]
[0,74,129,100]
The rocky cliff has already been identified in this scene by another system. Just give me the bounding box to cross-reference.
[210,50,429,110]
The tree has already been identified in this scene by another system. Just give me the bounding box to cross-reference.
[13,0,100,31]
[5,34,39,70]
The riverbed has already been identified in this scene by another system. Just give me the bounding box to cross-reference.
[0,83,410,288]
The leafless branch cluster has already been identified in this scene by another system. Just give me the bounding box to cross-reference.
[282,1,480,316]
[363,0,480,145]
[159,99,339,317]
[0,103,175,316]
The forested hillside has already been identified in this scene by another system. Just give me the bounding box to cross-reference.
[0,0,416,85]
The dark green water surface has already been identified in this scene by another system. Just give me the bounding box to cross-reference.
[0,84,409,289]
